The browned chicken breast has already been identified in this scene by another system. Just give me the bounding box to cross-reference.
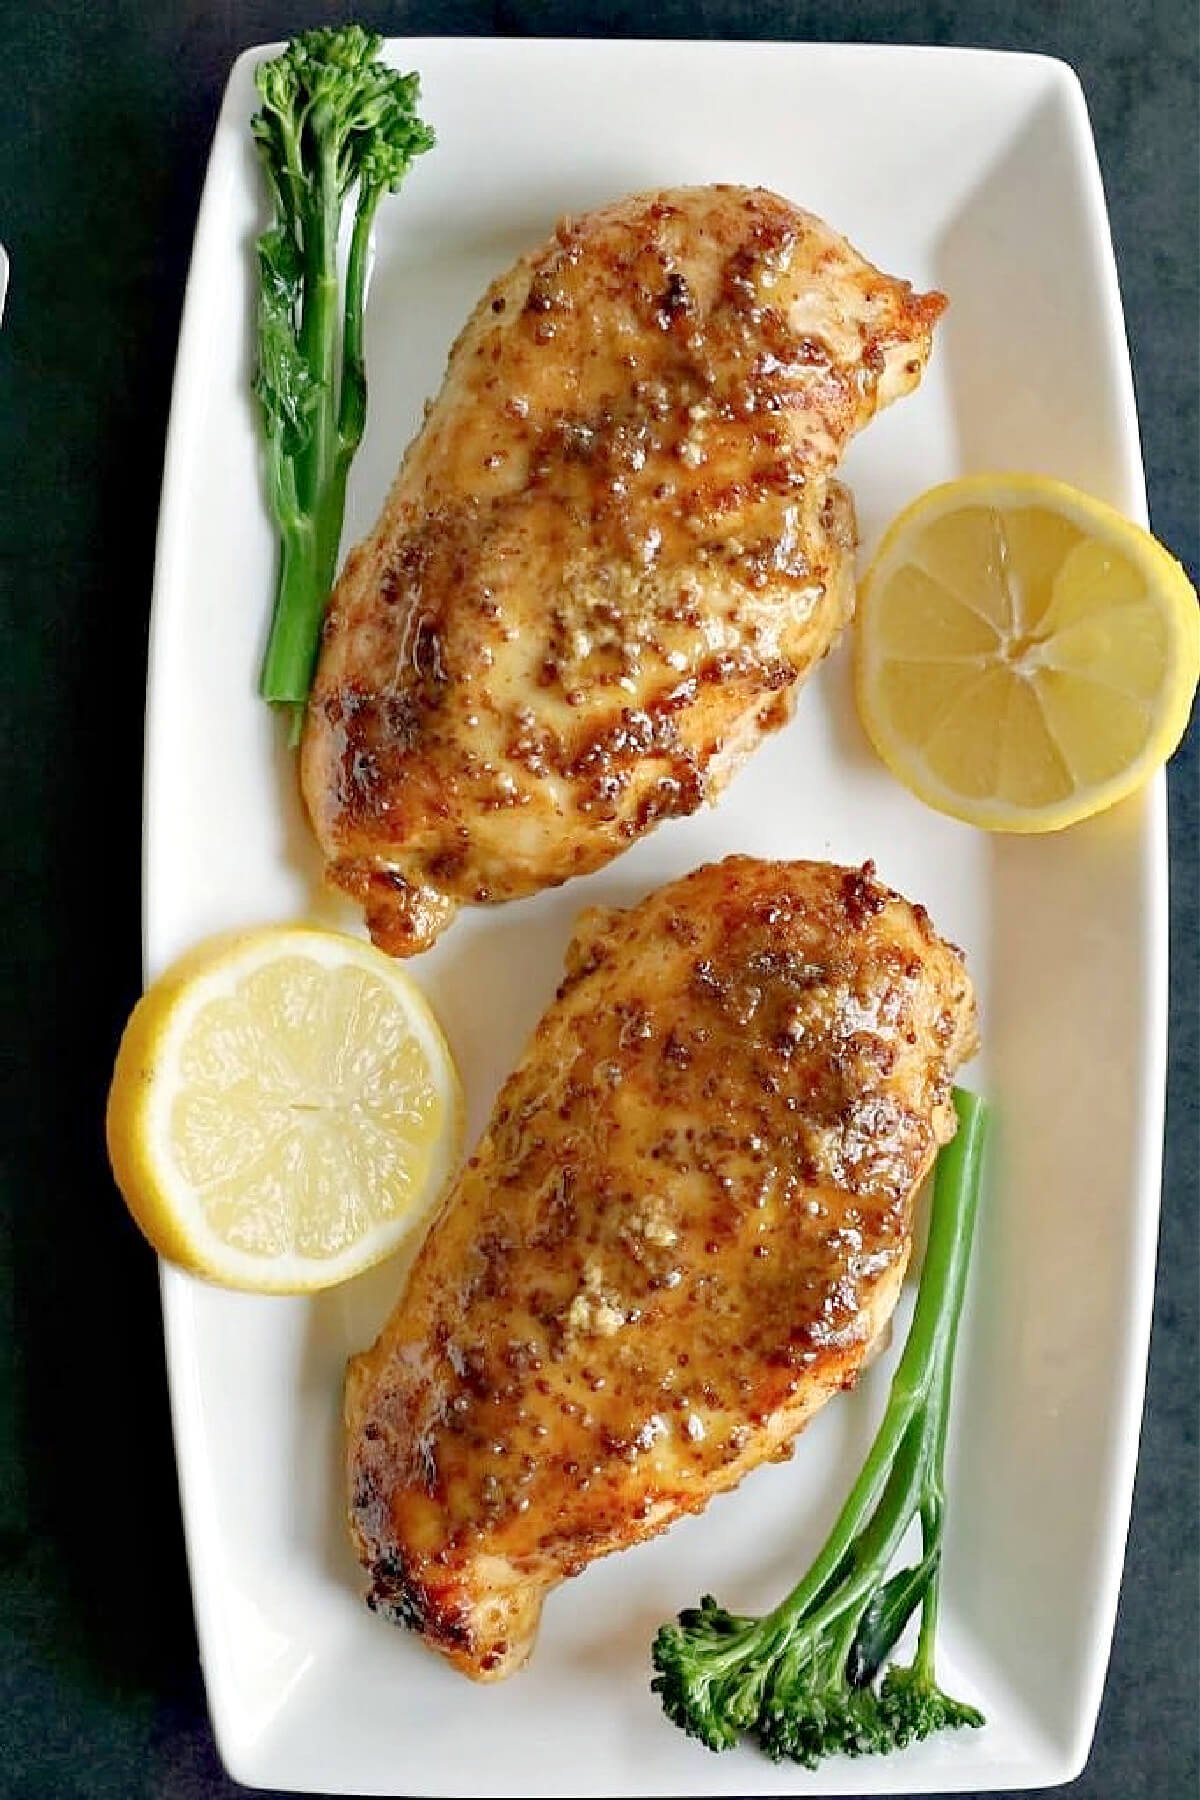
[346,857,977,1678]
[302,188,944,954]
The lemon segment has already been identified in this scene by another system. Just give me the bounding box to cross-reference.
[854,475,1199,832]
[106,927,464,1292]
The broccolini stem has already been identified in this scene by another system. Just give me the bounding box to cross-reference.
[922,1089,988,1404]
[758,1090,987,1653]
[259,143,343,717]
[821,1410,931,1671]
[650,1091,990,1763]
[251,31,434,729]
[274,107,307,237]
[914,1500,942,1684]
[339,187,379,466]
[295,141,341,516]
[909,1091,989,1681]
[259,516,314,694]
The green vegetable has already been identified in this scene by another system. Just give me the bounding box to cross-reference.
[250,25,434,736]
[651,1087,989,1768]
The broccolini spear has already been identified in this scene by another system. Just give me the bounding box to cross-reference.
[652,1087,989,1769]
[251,26,434,734]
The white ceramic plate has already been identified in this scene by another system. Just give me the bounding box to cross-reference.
[145,38,1165,1796]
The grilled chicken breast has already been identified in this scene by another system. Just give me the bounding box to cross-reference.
[346,857,977,1678]
[302,188,944,954]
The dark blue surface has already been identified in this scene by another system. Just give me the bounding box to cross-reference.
[1,4,1196,1796]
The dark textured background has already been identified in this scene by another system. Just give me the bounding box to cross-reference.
[1,3,1196,1797]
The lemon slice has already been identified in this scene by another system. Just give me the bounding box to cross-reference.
[106,926,463,1293]
[854,474,1199,831]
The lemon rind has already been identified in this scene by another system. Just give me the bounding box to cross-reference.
[854,475,1199,834]
[106,926,465,1294]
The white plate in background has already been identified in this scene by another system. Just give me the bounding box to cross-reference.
[145,39,1163,1795]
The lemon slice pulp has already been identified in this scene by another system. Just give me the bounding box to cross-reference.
[106,926,463,1292]
[854,474,1199,831]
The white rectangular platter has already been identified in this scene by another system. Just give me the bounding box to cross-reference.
[145,38,1165,1796]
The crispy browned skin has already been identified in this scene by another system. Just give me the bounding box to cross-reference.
[346,857,976,1678]
[302,188,944,954]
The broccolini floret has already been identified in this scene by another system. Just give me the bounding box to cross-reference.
[250,25,434,734]
[652,1088,989,1769]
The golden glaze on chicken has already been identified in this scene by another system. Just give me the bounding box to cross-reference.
[346,857,976,1677]
[302,188,944,954]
